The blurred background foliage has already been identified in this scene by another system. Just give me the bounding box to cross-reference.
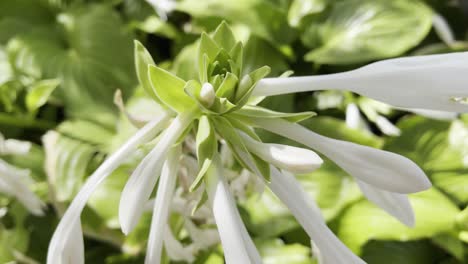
[0,0,468,263]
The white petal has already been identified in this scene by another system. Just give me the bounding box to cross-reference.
[119,112,195,234]
[163,225,195,262]
[254,52,468,112]
[206,156,262,264]
[0,160,45,216]
[375,115,401,136]
[269,168,365,264]
[357,179,414,227]
[254,118,431,193]
[3,139,31,155]
[239,131,323,174]
[47,116,168,264]
[406,108,458,120]
[145,146,180,264]
[346,103,364,130]
[432,14,456,46]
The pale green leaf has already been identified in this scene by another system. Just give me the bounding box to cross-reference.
[25,79,60,113]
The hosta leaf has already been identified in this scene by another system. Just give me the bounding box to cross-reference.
[43,130,98,202]
[305,0,432,64]
[288,0,326,27]
[148,65,195,113]
[25,79,60,114]
[337,188,460,254]
[258,239,314,264]
[212,21,236,51]
[177,0,297,45]
[6,4,136,124]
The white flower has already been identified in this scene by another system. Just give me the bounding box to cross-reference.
[145,146,180,264]
[252,117,431,194]
[239,131,323,174]
[47,115,169,264]
[205,155,262,264]
[254,52,468,112]
[268,168,365,264]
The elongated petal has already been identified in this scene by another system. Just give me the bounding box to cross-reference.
[269,168,365,264]
[432,14,455,46]
[357,179,414,227]
[47,116,169,264]
[375,115,401,136]
[253,118,431,193]
[239,131,323,174]
[254,52,468,112]
[206,156,262,264]
[119,112,195,234]
[145,146,180,264]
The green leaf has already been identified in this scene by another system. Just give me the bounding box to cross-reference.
[212,21,236,51]
[360,240,446,264]
[43,130,99,202]
[177,0,297,45]
[148,65,196,113]
[25,79,60,113]
[385,116,468,203]
[288,0,326,27]
[337,188,460,254]
[215,72,238,100]
[134,40,160,103]
[258,239,314,264]
[198,33,220,82]
[235,105,316,123]
[243,36,288,76]
[6,4,136,124]
[304,0,432,64]
[191,116,217,191]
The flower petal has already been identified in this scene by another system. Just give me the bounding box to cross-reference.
[145,146,180,264]
[47,116,168,264]
[119,112,195,234]
[357,179,414,227]
[163,225,195,262]
[206,156,262,264]
[254,118,431,193]
[239,131,323,174]
[269,168,365,264]
[254,52,468,112]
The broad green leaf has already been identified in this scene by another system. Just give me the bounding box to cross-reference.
[304,0,432,64]
[6,4,136,124]
[0,203,30,262]
[191,116,217,191]
[148,65,196,113]
[337,188,460,254]
[198,33,220,82]
[385,117,468,203]
[177,0,297,45]
[134,40,160,103]
[134,16,179,39]
[258,239,314,264]
[288,0,326,27]
[360,240,446,264]
[235,105,316,123]
[25,79,60,113]
[243,36,288,76]
[43,130,98,202]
